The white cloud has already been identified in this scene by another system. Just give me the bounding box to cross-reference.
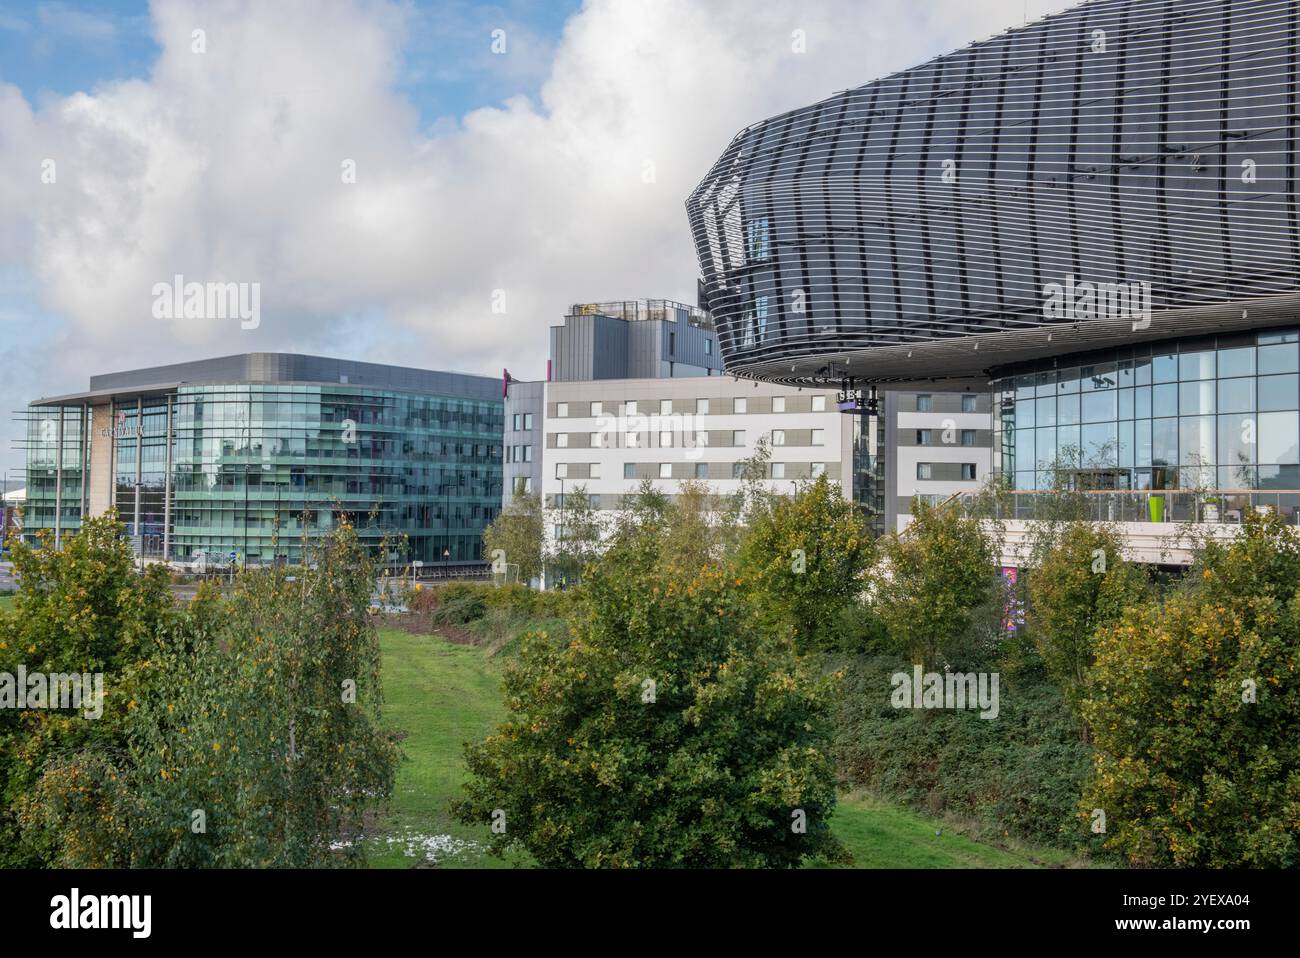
[0,0,1073,471]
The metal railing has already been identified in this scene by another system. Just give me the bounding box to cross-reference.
[961,489,1300,525]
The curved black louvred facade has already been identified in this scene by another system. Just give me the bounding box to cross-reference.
[687,0,1300,386]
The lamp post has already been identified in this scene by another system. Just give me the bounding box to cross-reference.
[242,464,249,571]
[442,480,451,565]
[558,476,566,588]
[132,480,143,574]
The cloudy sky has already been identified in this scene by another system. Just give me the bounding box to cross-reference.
[0,0,1076,475]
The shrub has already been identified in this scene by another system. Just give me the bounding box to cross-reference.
[453,523,849,868]
[1080,512,1300,867]
[736,475,872,652]
[1024,523,1149,720]
[432,581,489,624]
[872,499,1003,670]
[831,654,1093,849]
[7,516,399,867]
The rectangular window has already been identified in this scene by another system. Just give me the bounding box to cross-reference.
[523,413,534,430]
[696,398,709,415]
[669,332,676,355]
[523,477,532,494]
[811,428,825,446]
[772,397,786,413]
[734,397,747,414]
[772,429,786,446]
[695,463,708,479]
[591,431,603,448]
[512,413,521,430]
[591,401,603,416]
[660,399,672,416]
[556,463,568,478]
[811,395,826,412]
[556,433,568,448]
[961,394,977,413]
[623,463,635,480]
[626,401,638,415]
[732,462,745,479]
[590,463,601,480]
[555,404,567,418]
[916,429,932,446]
[705,339,713,355]
[659,463,672,479]
[811,462,826,478]
[746,216,771,261]
[771,463,786,479]
[523,446,532,463]
[961,429,976,446]
[660,431,673,447]
[961,463,977,481]
[626,432,640,448]
[917,462,933,480]
[917,394,932,412]
[733,430,746,446]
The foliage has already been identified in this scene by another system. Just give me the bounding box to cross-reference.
[431,580,490,624]
[614,478,743,572]
[482,493,544,585]
[830,654,1094,849]
[1024,523,1149,718]
[7,515,399,867]
[0,511,176,866]
[737,475,873,651]
[1081,512,1300,867]
[547,483,604,587]
[453,520,849,868]
[871,498,1002,669]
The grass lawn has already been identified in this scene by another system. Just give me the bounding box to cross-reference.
[0,594,13,611]
[369,625,1074,869]
[365,627,529,868]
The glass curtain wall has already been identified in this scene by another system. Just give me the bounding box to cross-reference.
[993,329,1300,504]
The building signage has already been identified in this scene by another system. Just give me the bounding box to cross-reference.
[99,410,162,440]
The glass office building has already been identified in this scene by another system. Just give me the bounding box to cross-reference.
[687,0,1300,517]
[994,328,1299,497]
[687,0,1300,387]
[21,354,504,565]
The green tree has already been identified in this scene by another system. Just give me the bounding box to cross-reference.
[548,483,604,587]
[483,493,544,584]
[1081,512,1300,867]
[453,521,849,868]
[738,474,872,651]
[872,497,1001,669]
[1025,523,1149,721]
[10,516,399,867]
[0,511,176,866]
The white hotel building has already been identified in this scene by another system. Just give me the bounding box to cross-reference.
[539,376,851,543]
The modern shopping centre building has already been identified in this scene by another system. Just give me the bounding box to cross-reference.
[20,354,503,565]
[688,0,1300,538]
